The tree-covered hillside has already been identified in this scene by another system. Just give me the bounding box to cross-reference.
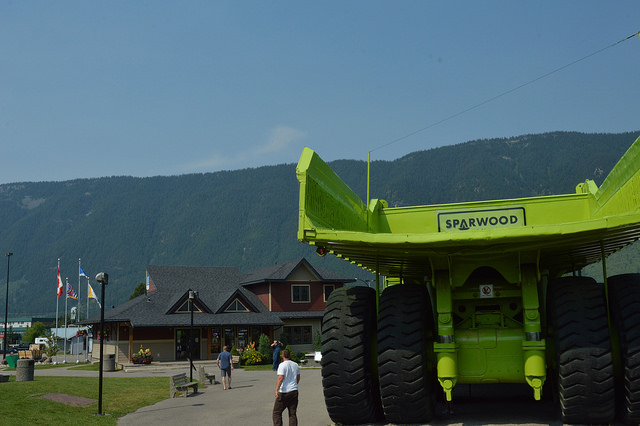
[0,130,638,316]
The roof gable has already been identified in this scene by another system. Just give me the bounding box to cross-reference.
[242,258,352,284]
[219,290,258,313]
[166,290,213,314]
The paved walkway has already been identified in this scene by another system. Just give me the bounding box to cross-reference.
[4,359,600,425]
[2,360,333,425]
[117,364,331,426]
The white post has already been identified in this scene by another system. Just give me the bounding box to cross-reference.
[55,258,60,364]
[64,277,68,363]
[86,276,90,363]
[76,259,81,363]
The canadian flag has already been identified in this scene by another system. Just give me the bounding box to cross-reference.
[57,267,63,298]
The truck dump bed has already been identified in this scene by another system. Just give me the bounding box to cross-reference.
[297,135,640,280]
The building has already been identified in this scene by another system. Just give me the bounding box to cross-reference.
[86,258,351,365]
[1,316,56,347]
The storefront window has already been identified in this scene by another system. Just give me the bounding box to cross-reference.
[238,327,248,351]
[224,327,235,350]
[211,328,220,354]
[283,326,312,345]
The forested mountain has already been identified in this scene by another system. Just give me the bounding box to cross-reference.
[0,131,638,316]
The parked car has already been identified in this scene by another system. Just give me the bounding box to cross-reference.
[0,346,17,354]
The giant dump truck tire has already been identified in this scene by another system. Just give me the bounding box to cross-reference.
[607,273,640,425]
[321,286,383,424]
[546,276,615,424]
[377,284,435,424]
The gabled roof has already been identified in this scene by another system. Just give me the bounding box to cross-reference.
[241,258,355,285]
[85,258,353,328]
[90,265,283,327]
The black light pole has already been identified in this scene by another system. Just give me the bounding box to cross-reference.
[96,272,108,416]
[188,290,196,382]
[3,253,12,363]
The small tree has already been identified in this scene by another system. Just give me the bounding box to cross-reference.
[44,332,60,359]
[258,333,271,362]
[22,321,46,343]
[314,330,322,351]
[129,282,146,300]
[284,344,300,363]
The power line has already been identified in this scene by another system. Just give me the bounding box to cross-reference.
[371,30,640,154]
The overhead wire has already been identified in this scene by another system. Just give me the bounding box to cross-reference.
[370,29,640,154]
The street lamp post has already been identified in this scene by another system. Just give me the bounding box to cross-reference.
[188,290,197,382]
[3,253,12,363]
[95,272,108,416]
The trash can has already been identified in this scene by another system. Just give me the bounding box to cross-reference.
[104,354,115,372]
[6,354,19,368]
[16,359,34,382]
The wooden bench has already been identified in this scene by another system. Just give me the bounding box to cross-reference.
[170,373,198,398]
[198,366,216,385]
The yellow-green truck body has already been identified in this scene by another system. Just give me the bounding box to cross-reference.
[297,135,640,424]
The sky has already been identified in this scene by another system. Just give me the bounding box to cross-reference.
[1,1,639,184]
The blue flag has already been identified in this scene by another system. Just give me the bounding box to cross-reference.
[79,267,89,279]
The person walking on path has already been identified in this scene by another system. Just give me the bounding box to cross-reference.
[271,340,282,371]
[217,346,234,390]
[273,349,300,426]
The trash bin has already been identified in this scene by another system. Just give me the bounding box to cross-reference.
[104,354,115,372]
[6,354,19,369]
[16,359,34,382]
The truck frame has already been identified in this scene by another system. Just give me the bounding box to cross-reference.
[296,134,640,425]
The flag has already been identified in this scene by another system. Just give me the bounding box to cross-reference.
[79,267,89,279]
[88,282,102,308]
[67,282,78,300]
[57,267,63,298]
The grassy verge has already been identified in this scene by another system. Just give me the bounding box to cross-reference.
[0,375,168,425]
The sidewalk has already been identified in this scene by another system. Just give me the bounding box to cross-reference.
[118,366,331,426]
[3,360,333,425]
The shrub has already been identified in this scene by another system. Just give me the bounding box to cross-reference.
[230,346,239,356]
[314,330,322,351]
[240,341,263,366]
[43,332,60,359]
[258,333,271,363]
[284,345,300,363]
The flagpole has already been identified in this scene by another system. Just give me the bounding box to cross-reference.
[77,259,81,363]
[55,259,60,365]
[64,277,68,364]
[86,276,90,363]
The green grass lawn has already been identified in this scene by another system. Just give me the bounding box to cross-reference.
[0,375,168,425]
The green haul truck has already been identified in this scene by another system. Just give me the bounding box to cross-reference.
[296,134,640,425]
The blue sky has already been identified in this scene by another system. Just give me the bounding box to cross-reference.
[1,1,639,184]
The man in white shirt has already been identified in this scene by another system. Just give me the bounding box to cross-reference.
[273,349,301,426]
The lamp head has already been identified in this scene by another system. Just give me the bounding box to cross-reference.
[96,272,109,285]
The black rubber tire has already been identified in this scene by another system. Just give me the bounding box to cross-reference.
[546,276,615,424]
[377,284,435,424]
[321,286,383,424]
[607,273,640,425]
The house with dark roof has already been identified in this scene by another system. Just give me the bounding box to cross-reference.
[87,258,352,364]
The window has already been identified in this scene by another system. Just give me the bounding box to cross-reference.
[323,284,335,302]
[292,284,310,303]
[284,326,312,345]
[225,299,249,312]
[176,300,202,313]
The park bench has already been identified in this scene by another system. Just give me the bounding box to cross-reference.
[170,373,198,398]
[198,365,216,385]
